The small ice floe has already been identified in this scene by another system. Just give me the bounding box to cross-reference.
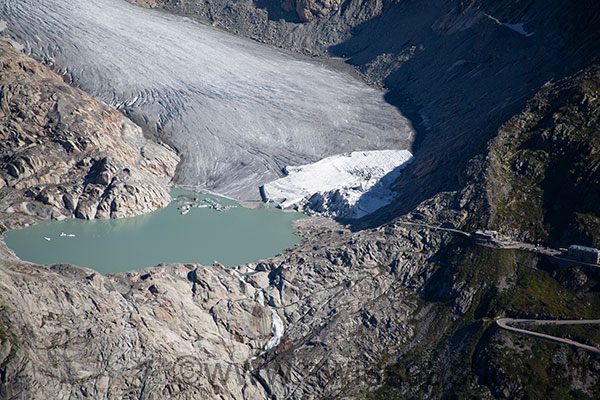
[175,192,231,212]
[180,204,191,215]
[43,237,51,241]
[503,23,534,37]
[202,198,224,211]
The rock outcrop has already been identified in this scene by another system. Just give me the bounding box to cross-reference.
[0,213,447,399]
[294,0,342,22]
[0,42,179,230]
[486,66,600,247]
[0,248,273,399]
[127,0,345,23]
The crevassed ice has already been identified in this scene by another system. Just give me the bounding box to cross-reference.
[0,0,414,200]
[261,149,414,218]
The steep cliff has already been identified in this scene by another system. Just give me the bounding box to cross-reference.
[487,66,600,247]
[0,42,179,230]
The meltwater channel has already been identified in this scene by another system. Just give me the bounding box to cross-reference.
[4,189,303,274]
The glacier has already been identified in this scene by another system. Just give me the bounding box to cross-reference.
[0,0,414,200]
[261,150,414,218]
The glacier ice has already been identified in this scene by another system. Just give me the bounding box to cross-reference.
[0,0,414,200]
[261,150,414,218]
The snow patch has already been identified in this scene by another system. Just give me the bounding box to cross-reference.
[261,150,413,218]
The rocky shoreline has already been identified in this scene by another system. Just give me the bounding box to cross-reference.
[0,42,179,232]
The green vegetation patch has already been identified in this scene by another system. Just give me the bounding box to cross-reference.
[368,239,600,399]
[0,301,19,371]
[483,332,600,400]
[487,67,600,247]
[485,265,600,318]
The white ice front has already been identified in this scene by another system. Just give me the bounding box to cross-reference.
[261,150,413,218]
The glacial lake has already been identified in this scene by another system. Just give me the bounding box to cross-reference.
[4,189,303,274]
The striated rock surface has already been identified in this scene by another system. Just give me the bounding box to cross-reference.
[0,249,274,399]
[0,42,179,229]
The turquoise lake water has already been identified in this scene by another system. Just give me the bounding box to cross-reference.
[4,189,303,274]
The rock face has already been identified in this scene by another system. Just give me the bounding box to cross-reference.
[486,66,600,247]
[0,42,179,229]
[294,0,343,22]
[0,253,274,399]
[127,0,344,23]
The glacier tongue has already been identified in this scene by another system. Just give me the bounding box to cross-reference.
[0,0,414,200]
[261,150,413,218]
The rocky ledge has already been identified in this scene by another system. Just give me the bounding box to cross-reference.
[0,41,179,230]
